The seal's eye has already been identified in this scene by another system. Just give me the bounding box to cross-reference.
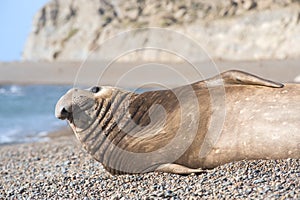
[91,86,101,93]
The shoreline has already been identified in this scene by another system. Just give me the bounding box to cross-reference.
[43,126,73,140]
[0,126,73,147]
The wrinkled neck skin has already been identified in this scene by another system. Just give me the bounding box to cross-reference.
[69,88,146,174]
[69,88,133,150]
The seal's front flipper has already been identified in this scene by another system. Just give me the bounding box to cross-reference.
[155,163,206,175]
[206,70,284,88]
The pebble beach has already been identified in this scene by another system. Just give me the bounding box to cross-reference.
[0,133,299,199]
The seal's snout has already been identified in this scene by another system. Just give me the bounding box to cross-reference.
[55,100,73,120]
[55,89,74,121]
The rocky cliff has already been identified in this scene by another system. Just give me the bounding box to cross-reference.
[23,0,300,62]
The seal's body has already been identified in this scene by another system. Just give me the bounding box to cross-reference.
[55,70,300,175]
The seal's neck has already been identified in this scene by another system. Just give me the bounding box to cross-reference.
[73,91,136,160]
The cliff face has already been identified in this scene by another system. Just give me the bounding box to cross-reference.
[23,0,300,62]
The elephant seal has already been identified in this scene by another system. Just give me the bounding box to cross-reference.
[55,70,300,175]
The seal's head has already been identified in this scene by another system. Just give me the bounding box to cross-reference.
[55,86,128,132]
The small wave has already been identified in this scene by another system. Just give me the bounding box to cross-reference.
[37,131,48,137]
[0,128,22,144]
[10,85,22,94]
[0,128,50,144]
[0,88,6,94]
[0,85,24,96]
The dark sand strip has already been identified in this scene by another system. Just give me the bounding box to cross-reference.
[0,59,299,88]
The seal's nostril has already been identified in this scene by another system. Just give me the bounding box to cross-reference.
[61,107,68,115]
[58,107,71,120]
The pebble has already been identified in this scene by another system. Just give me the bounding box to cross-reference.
[0,137,299,199]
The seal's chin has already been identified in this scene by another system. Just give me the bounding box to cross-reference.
[65,114,74,124]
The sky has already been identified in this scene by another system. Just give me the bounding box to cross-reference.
[0,0,49,61]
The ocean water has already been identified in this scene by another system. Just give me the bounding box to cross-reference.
[0,85,72,144]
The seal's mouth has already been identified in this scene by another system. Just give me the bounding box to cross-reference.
[55,105,73,122]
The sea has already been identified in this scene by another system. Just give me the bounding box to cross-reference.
[0,85,72,145]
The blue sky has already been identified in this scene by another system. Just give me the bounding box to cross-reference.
[0,0,49,61]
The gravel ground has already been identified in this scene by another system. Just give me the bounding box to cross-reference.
[0,136,299,199]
